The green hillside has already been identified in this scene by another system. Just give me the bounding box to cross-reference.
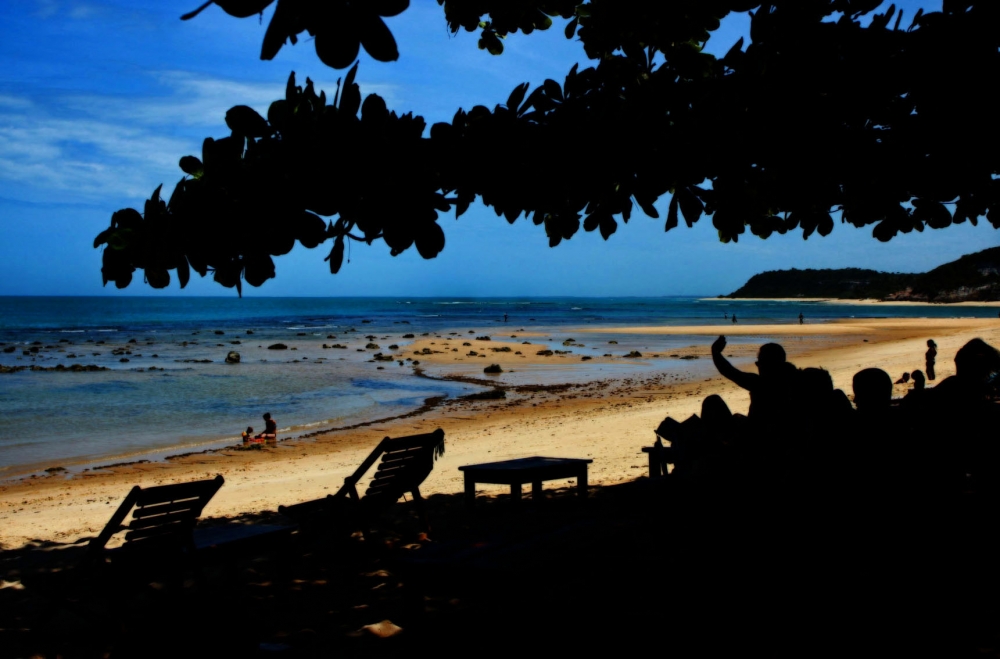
[727,247,1000,302]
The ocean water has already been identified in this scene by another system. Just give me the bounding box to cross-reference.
[1,296,996,477]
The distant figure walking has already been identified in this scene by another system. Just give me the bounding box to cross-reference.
[732,314,737,324]
[798,312,804,325]
[724,312,728,319]
[926,340,938,381]
[503,313,508,323]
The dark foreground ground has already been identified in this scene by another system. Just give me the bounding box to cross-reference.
[3,479,1000,658]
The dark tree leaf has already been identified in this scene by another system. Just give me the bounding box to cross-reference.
[665,194,679,232]
[181,1,213,21]
[179,156,204,176]
[676,187,703,227]
[176,257,191,288]
[315,28,360,70]
[326,235,345,274]
[506,83,529,111]
[146,268,170,289]
[244,254,276,286]
[214,0,274,18]
[261,0,294,60]
[599,215,617,240]
[225,105,271,138]
[415,222,446,259]
[635,196,659,218]
[360,14,399,62]
[564,17,578,39]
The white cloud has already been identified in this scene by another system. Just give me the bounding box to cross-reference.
[0,103,192,202]
[0,71,400,205]
[64,72,399,129]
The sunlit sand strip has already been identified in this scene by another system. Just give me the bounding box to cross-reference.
[2,317,999,549]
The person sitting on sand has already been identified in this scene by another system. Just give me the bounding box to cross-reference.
[241,426,254,443]
[894,372,910,385]
[711,336,796,426]
[255,412,277,440]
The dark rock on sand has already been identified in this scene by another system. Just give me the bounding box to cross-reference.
[225,351,241,364]
[484,364,503,374]
[268,344,288,350]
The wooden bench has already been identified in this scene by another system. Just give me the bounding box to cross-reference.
[279,429,445,534]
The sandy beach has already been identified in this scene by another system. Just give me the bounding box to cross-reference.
[2,317,998,549]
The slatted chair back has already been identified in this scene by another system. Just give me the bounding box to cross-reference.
[87,474,225,558]
[279,430,444,533]
[363,430,445,507]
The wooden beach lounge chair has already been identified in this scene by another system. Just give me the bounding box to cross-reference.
[279,429,445,535]
[85,475,295,564]
[85,474,225,561]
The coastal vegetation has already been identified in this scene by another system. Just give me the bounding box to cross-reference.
[95,2,1000,293]
[728,246,1000,302]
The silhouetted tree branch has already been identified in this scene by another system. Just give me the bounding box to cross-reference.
[97,1,1000,292]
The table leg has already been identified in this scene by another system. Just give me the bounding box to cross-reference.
[532,481,542,501]
[464,476,476,506]
[648,452,659,478]
[511,482,522,502]
[577,468,588,498]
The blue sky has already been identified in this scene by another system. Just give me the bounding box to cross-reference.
[0,0,994,297]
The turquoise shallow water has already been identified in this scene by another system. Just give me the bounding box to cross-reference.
[1,296,996,476]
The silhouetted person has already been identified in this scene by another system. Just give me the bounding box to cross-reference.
[799,312,804,325]
[894,372,910,385]
[732,314,737,324]
[911,370,925,391]
[928,339,1000,496]
[932,338,1000,403]
[853,368,892,415]
[724,312,728,319]
[711,336,795,426]
[256,412,277,440]
[503,313,508,323]
[925,339,937,381]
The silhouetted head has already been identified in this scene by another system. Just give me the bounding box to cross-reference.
[954,338,1000,386]
[701,394,732,423]
[853,368,892,412]
[801,367,834,394]
[912,370,925,390]
[756,343,786,377]
[927,339,937,348]
[263,412,272,421]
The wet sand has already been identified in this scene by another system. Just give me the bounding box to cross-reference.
[2,317,998,549]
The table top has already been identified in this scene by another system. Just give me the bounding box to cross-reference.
[459,456,592,473]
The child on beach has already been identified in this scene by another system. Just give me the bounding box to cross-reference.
[241,426,254,443]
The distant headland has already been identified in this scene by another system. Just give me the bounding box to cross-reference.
[726,247,1000,303]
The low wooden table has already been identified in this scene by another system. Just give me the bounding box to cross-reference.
[458,457,593,505]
